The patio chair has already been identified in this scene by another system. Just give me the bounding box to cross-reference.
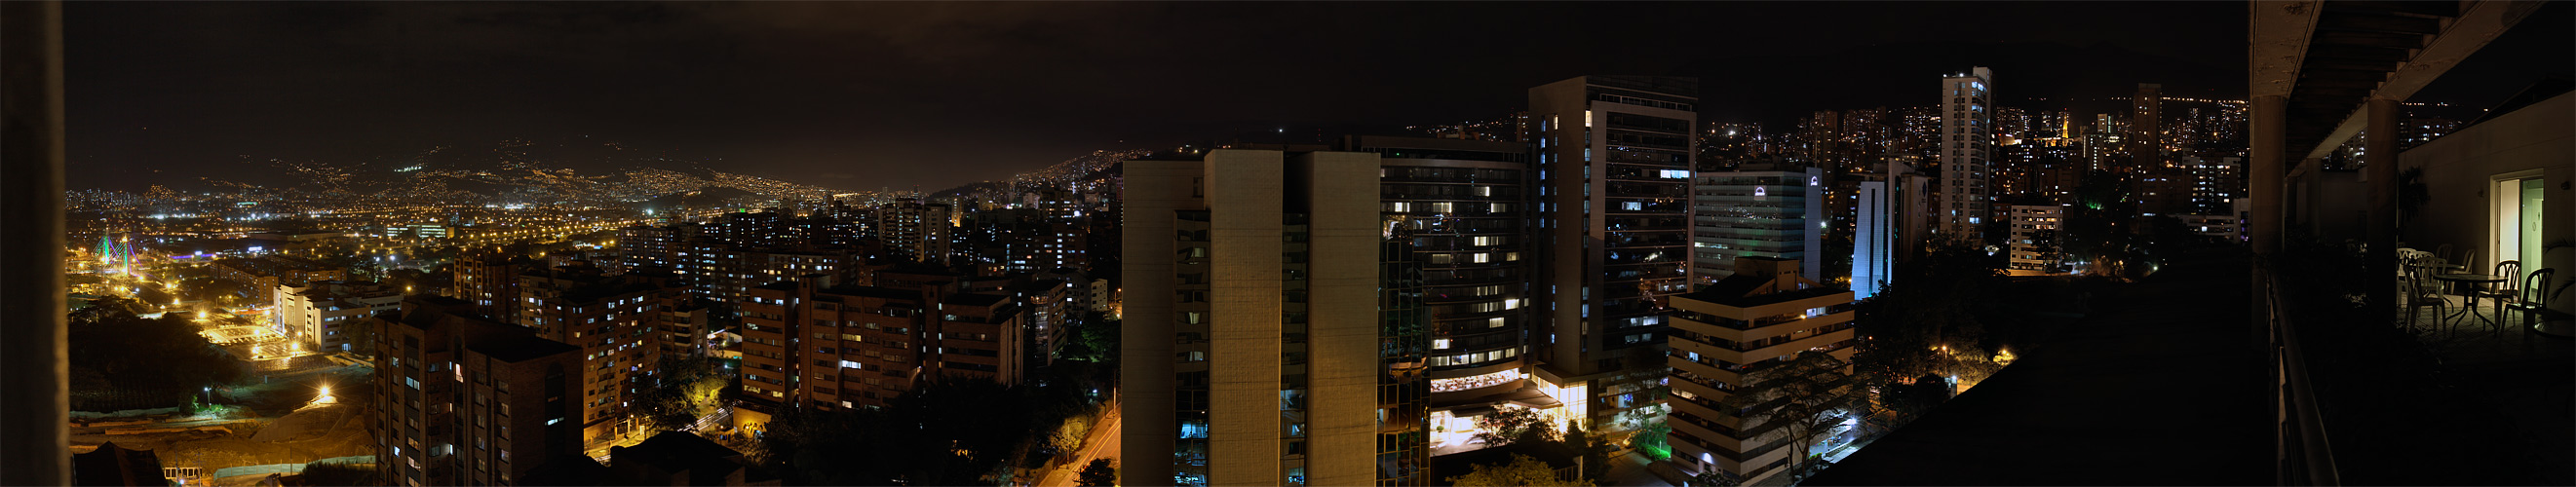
[2401,264,2450,333]
[2477,261,2521,330]
[2514,269,2572,335]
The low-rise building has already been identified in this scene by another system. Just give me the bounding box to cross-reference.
[1663,257,1858,485]
[2178,213,2244,243]
[2007,205,2066,275]
[213,255,344,304]
[275,281,402,353]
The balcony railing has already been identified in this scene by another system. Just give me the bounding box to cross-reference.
[2265,270,2341,486]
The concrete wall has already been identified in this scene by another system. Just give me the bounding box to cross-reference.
[1205,150,1287,484]
[1300,151,1382,486]
[1119,160,1194,486]
[2399,92,2575,315]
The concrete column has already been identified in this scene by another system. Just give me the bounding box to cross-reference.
[2249,94,2288,341]
[0,1,70,484]
[2249,95,2287,259]
[2365,98,2400,317]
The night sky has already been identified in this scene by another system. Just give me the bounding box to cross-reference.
[62,1,2570,192]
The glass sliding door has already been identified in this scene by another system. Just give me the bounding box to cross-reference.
[2520,178,2544,273]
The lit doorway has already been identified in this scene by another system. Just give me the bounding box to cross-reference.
[2493,173,2545,275]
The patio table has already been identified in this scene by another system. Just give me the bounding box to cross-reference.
[2434,273,2510,326]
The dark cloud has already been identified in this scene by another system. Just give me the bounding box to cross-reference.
[65,1,2555,193]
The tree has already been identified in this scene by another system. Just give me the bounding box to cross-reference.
[1853,244,1996,385]
[1714,351,1862,484]
[1447,454,1593,487]
[1471,405,1555,446]
[1076,459,1117,487]
[1564,426,1611,483]
[1875,374,1952,429]
[758,375,1083,486]
[67,297,243,393]
[631,355,726,432]
[1631,419,1672,460]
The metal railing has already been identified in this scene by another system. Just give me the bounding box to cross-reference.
[2264,273,2340,486]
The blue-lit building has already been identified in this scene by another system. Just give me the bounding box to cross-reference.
[1852,180,1892,299]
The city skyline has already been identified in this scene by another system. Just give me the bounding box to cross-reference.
[12,3,2575,487]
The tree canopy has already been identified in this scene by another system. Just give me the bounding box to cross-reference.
[758,374,1099,486]
[1076,459,1117,487]
[1472,405,1556,447]
[1448,454,1593,487]
[67,296,243,392]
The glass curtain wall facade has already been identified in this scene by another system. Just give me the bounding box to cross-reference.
[1690,168,1825,284]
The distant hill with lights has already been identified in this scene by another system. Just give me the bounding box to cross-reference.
[181,138,832,206]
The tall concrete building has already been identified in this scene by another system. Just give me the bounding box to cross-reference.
[370,297,585,487]
[727,272,1025,434]
[2182,156,2245,214]
[618,224,690,272]
[452,249,532,322]
[513,264,691,443]
[1339,135,1535,429]
[1852,160,1933,300]
[1690,166,1824,284]
[1852,181,1895,300]
[1938,67,1994,240]
[879,198,952,264]
[2129,83,2166,175]
[1121,148,1411,486]
[1527,75,1699,433]
[1662,257,1857,485]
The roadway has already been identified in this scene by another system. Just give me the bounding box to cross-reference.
[1036,404,1121,487]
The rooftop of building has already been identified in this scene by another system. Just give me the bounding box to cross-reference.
[212,254,336,275]
[71,441,163,487]
[823,284,923,301]
[879,261,959,277]
[519,454,613,486]
[1341,134,1530,159]
[940,293,1010,308]
[608,431,773,485]
[1679,275,1849,309]
[1009,278,1070,293]
[471,332,581,363]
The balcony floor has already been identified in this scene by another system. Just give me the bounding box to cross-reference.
[2374,294,2576,485]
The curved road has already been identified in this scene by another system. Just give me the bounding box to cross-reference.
[1036,405,1121,487]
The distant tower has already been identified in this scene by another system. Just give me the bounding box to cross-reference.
[2130,83,2165,174]
[1938,67,1994,240]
